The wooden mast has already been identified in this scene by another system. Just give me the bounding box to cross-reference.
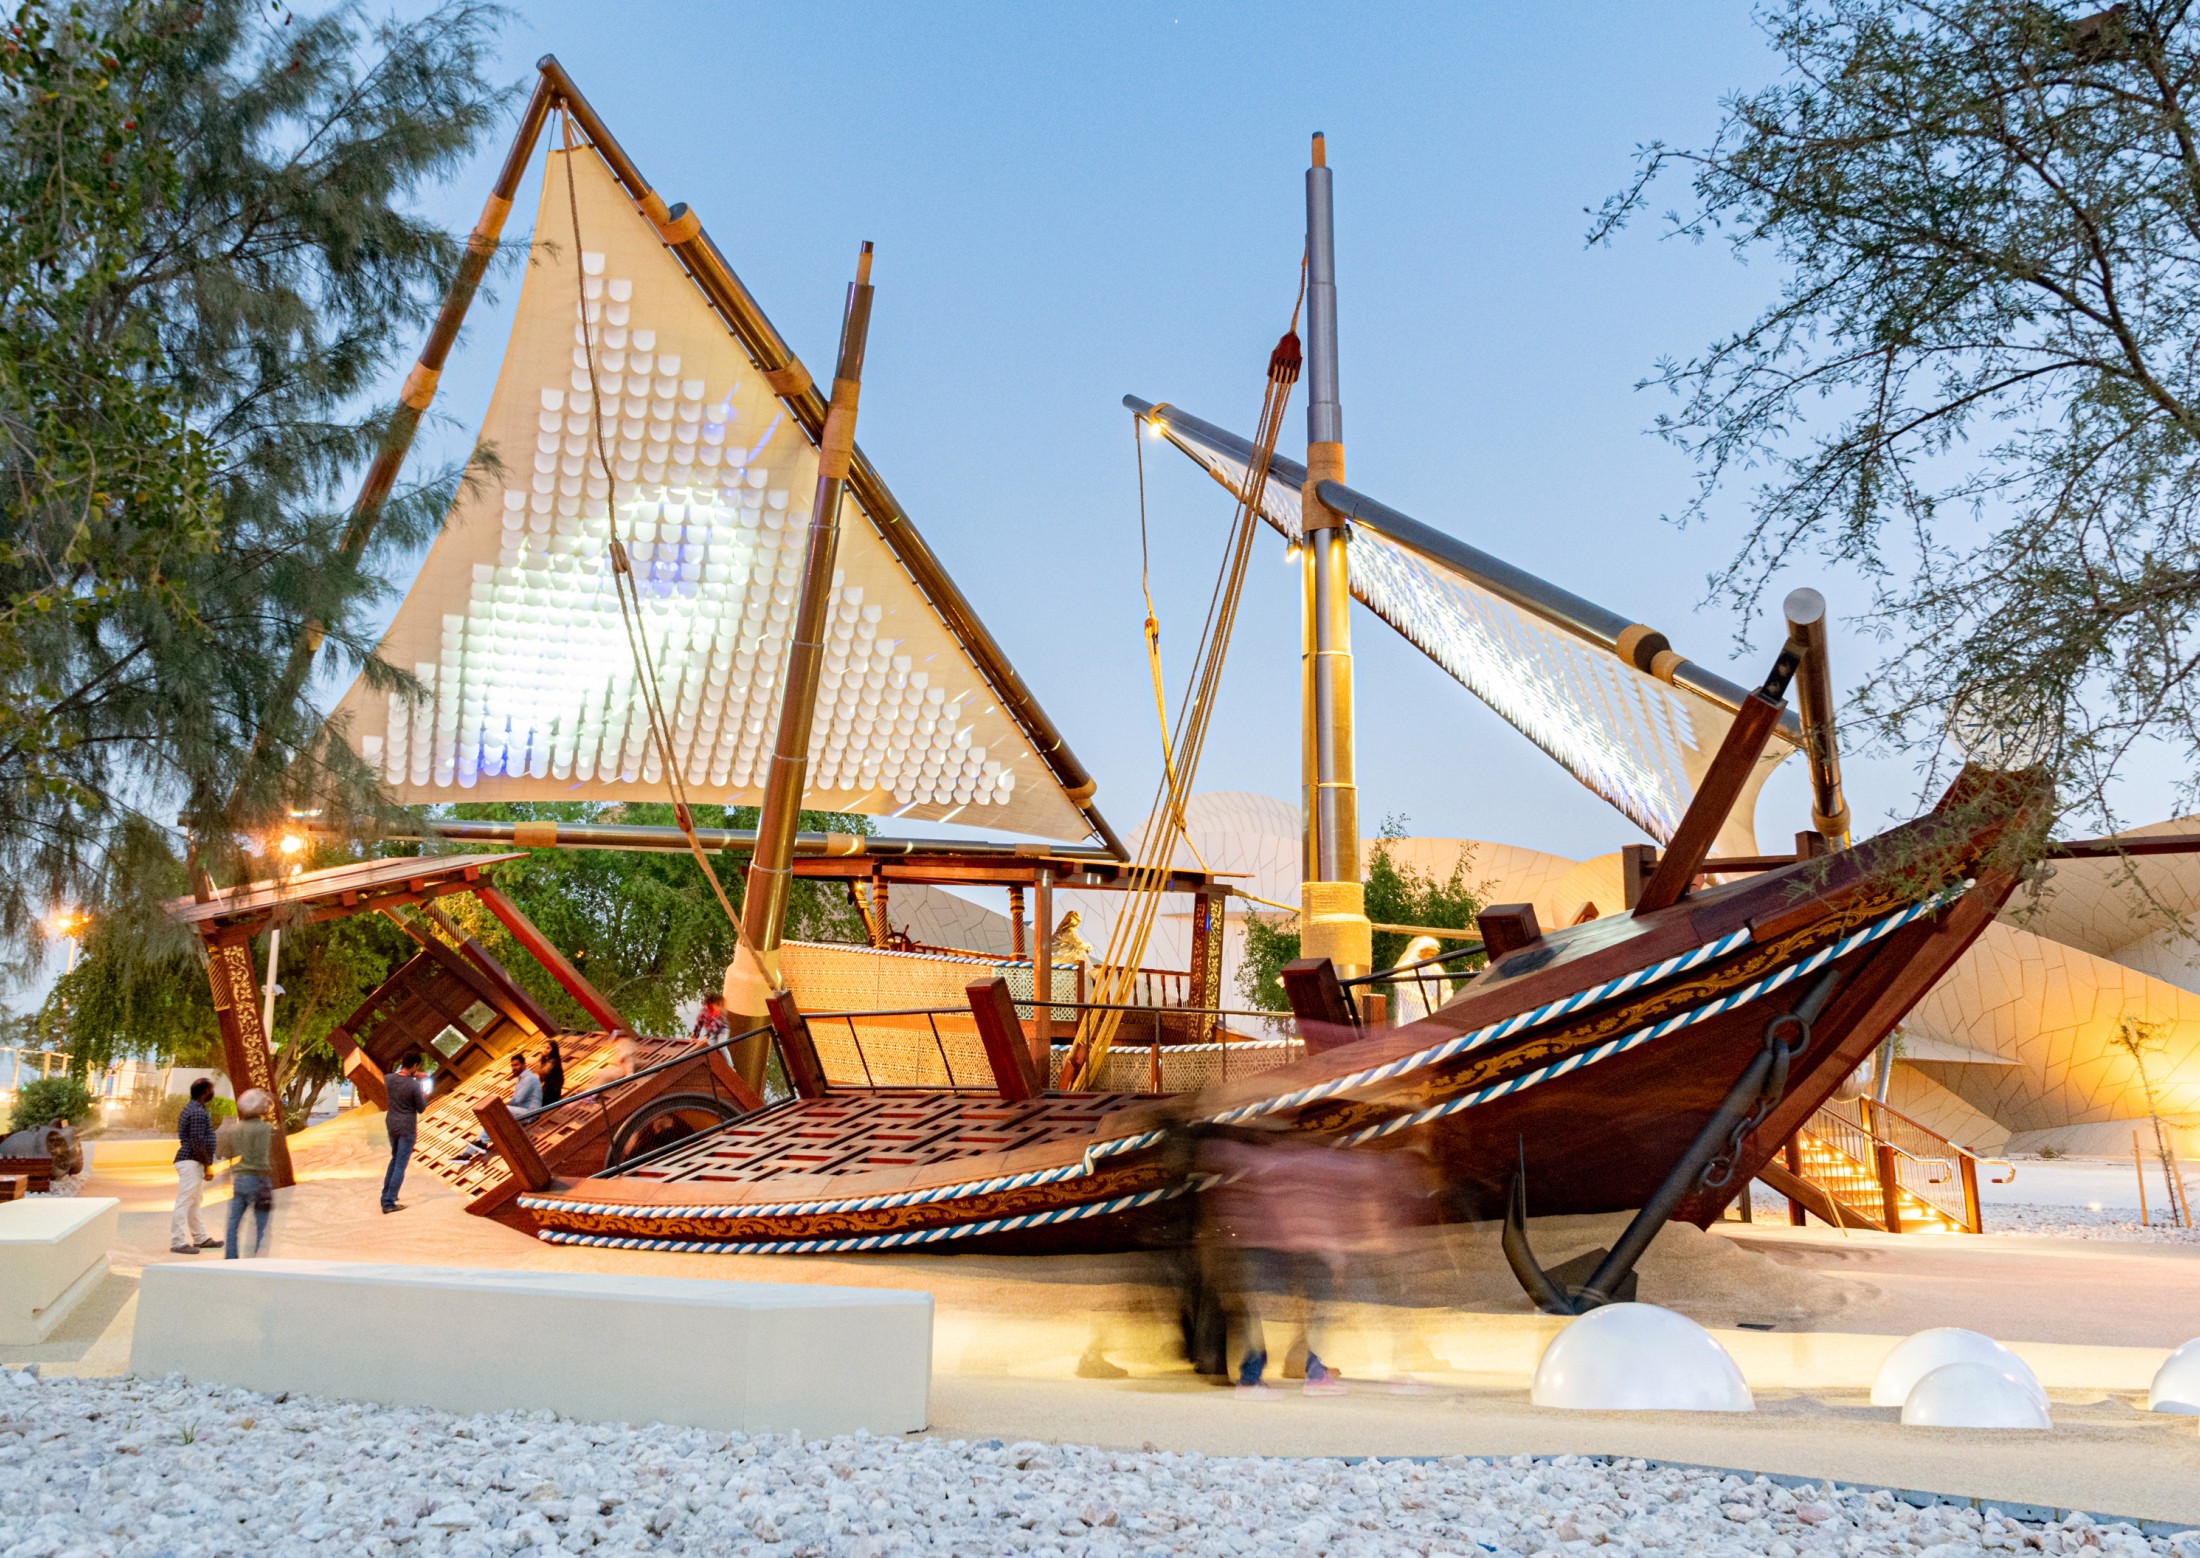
[726,244,877,1083]
[1783,587,1851,848]
[1298,133,1371,980]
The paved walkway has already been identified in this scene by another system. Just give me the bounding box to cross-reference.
[15,1112,2200,1525]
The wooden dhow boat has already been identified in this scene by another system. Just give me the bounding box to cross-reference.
[205,79,2060,1310]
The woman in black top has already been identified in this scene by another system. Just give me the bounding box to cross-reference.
[541,1039,564,1105]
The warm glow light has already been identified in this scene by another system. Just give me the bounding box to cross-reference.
[44,908,81,938]
[278,832,307,857]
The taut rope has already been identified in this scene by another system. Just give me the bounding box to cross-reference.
[1067,265,1305,1088]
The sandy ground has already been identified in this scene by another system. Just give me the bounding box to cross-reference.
[14,1111,2200,1526]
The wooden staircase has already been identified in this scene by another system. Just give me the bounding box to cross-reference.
[1754,1096,2007,1234]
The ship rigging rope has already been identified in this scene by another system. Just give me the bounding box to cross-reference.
[558,112,744,940]
[1067,266,1305,1089]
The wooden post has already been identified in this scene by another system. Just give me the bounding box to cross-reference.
[471,882,627,1033]
[1635,684,1792,915]
[730,245,877,1084]
[1007,884,1026,960]
[1475,904,1543,962]
[472,1096,553,1192]
[1784,1136,1807,1225]
[1032,867,1054,1072]
[1281,957,1357,1054]
[1874,1140,1903,1233]
[202,929,296,1189]
[967,978,1040,1102]
[1189,888,1223,1041]
[2135,1129,2151,1226]
[869,876,890,948]
[766,989,828,1099]
[327,1028,388,1111]
[1960,1153,1982,1234]
[1621,844,1660,910]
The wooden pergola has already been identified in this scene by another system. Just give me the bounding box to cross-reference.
[165,853,626,1187]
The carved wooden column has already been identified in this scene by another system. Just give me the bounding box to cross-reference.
[202,928,296,1189]
[1188,888,1224,1041]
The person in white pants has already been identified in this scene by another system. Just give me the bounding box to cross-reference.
[170,1078,221,1253]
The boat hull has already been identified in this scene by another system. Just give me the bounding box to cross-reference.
[514,774,2037,1255]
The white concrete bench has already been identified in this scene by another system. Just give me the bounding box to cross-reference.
[0,1196,118,1343]
[130,1260,930,1435]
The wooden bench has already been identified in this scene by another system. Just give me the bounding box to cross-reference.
[0,1196,118,1343]
[0,1156,53,1195]
[130,1260,930,1435]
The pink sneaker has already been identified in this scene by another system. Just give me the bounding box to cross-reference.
[1303,1357,1346,1396]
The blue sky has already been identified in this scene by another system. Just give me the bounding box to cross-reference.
[369,1,2153,864]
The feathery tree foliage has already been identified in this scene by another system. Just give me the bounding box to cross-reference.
[0,0,508,966]
[1238,822,1484,1013]
[48,802,871,1092]
[1597,0,2200,833]
[432,802,871,1038]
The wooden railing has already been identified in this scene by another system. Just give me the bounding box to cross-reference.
[1785,1095,2014,1233]
[890,941,1198,1011]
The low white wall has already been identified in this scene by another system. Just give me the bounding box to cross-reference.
[130,1260,930,1436]
[0,1196,117,1344]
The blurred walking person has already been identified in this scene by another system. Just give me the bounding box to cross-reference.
[1198,1130,1435,1395]
[169,1079,221,1254]
[382,1052,426,1215]
[221,1089,277,1259]
[1198,1128,1347,1394]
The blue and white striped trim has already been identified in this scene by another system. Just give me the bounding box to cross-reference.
[1205,926,1755,1126]
[533,1180,1193,1255]
[1337,891,1960,1146]
[517,1124,1175,1223]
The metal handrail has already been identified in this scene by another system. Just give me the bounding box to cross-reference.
[522,1023,773,1120]
[1887,1143,1956,1184]
[1339,944,1485,989]
[496,1023,780,1181]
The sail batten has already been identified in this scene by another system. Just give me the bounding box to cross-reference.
[1128,396,1795,853]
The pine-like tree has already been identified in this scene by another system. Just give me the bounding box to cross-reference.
[0,0,509,965]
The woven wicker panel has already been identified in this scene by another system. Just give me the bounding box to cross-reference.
[805,1014,996,1090]
[1047,1039,1302,1093]
[780,940,1025,1014]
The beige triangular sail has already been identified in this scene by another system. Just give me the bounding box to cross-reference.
[332,141,1100,844]
[1130,399,1798,856]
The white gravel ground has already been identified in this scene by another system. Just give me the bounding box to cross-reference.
[2,1369,2193,1558]
[1979,1202,2200,1244]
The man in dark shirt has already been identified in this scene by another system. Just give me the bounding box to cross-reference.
[382,1053,427,1214]
[170,1078,221,1253]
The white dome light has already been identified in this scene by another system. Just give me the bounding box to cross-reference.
[1528,1304,1753,1413]
[1900,1362,2052,1429]
[2148,1338,2200,1414]
[1870,1329,2046,1410]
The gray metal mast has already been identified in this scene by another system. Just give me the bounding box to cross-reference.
[1298,132,1370,979]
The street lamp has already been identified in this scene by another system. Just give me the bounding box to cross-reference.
[44,908,83,973]
[262,832,308,1049]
